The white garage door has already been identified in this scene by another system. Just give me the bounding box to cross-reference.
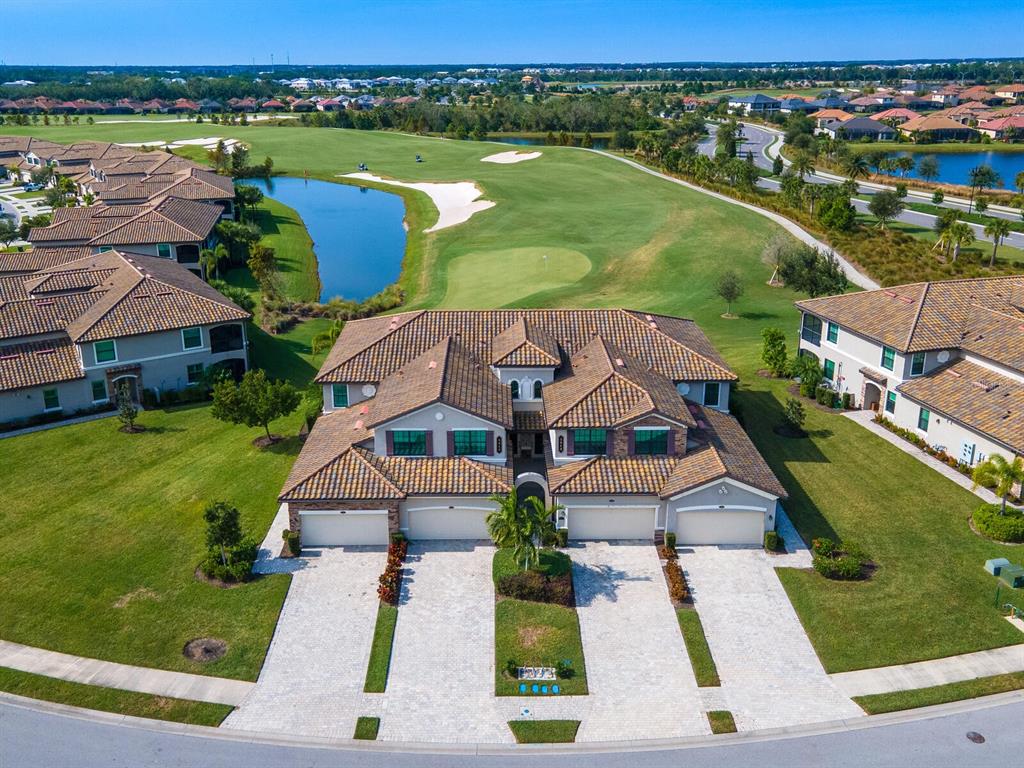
[299,510,389,546]
[407,507,492,540]
[568,506,655,541]
[675,509,764,545]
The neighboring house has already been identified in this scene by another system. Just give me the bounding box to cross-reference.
[727,94,781,116]
[899,114,978,142]
[27,196,223,275]
[870,108,921,125]
[846,95,892,112]
[778,98,817,114]
[280,310,786,547]
[809,109,854,128]
[977,116,1024,140]
[819,116,896,141]
[0,250,249,427]
[994,84,1024,103]
[794,277,1023,470]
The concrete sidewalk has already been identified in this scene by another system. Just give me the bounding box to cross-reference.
[832,644,1024,698]
[0,640,253,706]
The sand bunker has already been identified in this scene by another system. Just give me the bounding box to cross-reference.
[342,172,495,232]
[481,150,542,164]
[118,137,243,151]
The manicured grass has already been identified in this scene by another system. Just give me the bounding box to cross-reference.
[354,716,381,740]
[707,710,737,734]
[363,602,398,693]
[12,189,44,199]
[0,667,232,726]
[443,246,592,308]
[900,201,1024,233]
[508,719,580,743]
[676,609,721,687]
[495,599,587,696]
[854,672,1024,714]
[252,195,320,303]
[493,548,572,583]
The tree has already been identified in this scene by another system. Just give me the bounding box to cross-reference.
[207,140,230,174]
[972,454,1024,516]
[917,155,940,182]
[983,218,1011,266]
[204,501,243,566]
[778,245,849,298]
[246,242,279,297]
[233,183,264,221]
[967,164,1002,213]
[761,327,788,377]
[793,354,823,398]
[1016,170,1024,195]
[895,156,915,177]
[867,190,904,229]
[211,369,301,442]
[948,222,975,262]
[115,380,139,433]
[931,190,944,205]
[761,231,791,285]
[716,269,744,316]
[975,198,988,213]
[311,319,344,355]
[215,220,261,264]
[790,151,815,180]
[200,243,229,279]
[802,183,822,215]
[782,397,806,432]
[0,218,17,248]
[772,154,784,176]
[816,187,857,232]
[609,128,634,153]
[841,153,868,182]
[486,488,556,571]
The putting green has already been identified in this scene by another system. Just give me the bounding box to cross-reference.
[441,247,592,308]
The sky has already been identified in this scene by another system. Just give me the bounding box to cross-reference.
[4,0,1023,66]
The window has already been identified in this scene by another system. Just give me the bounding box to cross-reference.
[917,407,930,432]
[209,324,244,353]
[42,388,60,411]
[634,428,669,455]
[572,428,607,455]
[532,380,542,399]
[703,381,721,407]
[801,314,822,345]
[823,359,836,381]
[826,322,839,344]
[186,363,204,384]
[880,346,895,371]
[885,391,897,414]
[510,380,520,400]
[90,380,107,402]
[453,429,487,455]
[391,430,427,456]
[97,245,113,253]
[181,326,202,350]
[910,352,925,377]
[93,339,117,364]
[157,243,172,259]
[331,384,348,408]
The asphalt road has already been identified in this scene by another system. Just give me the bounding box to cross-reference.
[2,693,1024,768]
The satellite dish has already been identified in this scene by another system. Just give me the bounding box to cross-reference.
[676,382,691,396]
[361,384,376,397]
[937,351,950,363]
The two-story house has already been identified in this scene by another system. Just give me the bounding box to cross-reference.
[0,250,249,427]
[280,310,787,547]
[727,94,782,116]
[795,276,1023,469]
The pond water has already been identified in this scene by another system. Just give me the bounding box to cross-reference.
[246,177,406,303]
[491,135,611,150]
[885,150,1024,187]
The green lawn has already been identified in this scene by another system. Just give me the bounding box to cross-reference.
[12,189,45,199]
[707,710,738,734]
[354,715,381,740]
[251,195,320,303]
[900,201,1024,234]
[854,672,1024,714]
[676,609,721,687]
[493,548,572,582]
[363,602,398,693]
[0,667,232,726]
[508,719,580,743]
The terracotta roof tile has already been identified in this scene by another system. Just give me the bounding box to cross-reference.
[0,336,83,392]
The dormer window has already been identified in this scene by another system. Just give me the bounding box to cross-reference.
[510,380,520,400]
[533,380,542,399]
[633,428,669,455]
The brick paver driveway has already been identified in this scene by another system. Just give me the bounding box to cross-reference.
[570,541,709,741]
[223,546,386,738]
[378,541,512,744]
[679,545,864,730]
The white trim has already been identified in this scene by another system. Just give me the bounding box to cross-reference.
[668,476,778,502]
[82,345,219,371]
[298,509,387,517]
[702,381,722,408]
[93,339,118,365]
[632,426,670,431]
[674,504,767,513]
[404,505,494,512]
[181,326,203,351]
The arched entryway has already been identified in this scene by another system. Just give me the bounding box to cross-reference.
[863,382,883,412]
[110,374,139,404]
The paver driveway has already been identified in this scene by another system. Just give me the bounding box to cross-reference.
[570,541,709,741]
[377,541,512,744]
[222,546,385,739]
[678,545,864,730]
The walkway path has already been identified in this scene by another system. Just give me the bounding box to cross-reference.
[585,148,880,291]
[843,410,1015,508]
[0,640,252,706]
[832,645,1024,698]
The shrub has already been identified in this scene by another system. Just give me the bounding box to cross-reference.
[281,529,300,556]
[972,504,1024,543]
[666,560,689,603]
[163,388,180,405]
[812,537,836,557]
[555,528,568,548]
[764,530,780,552]
[841,392,853,409]
[555,660,575,679]
[505,658,518,678]
[783,397,806,431]
[815,386,836,407]
[664,531,677,550]
[200,536,258,583]
[760,327,788,377]
[141,388,159,409]
[498,570,548,602]
[812,539,871,581]
[377,537,407,605]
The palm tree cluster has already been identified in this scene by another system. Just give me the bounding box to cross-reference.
[486,489,559,571]
[932,209,975,262]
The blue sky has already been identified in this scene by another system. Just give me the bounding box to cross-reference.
[5,0,1022,66]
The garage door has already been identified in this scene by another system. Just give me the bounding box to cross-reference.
[299,510,389,546]
[568,506,655,541]
[407,507,492,540]
[675,509,764,545]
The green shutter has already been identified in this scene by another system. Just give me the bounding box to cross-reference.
[331,384,348,408]
[91,380,107,401]
[43,388,60,410]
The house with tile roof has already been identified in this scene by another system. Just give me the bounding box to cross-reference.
[818,116,895,141]
[282,310,786,547]
[795,276,1023,469]
[899,114,978,142]
[726,94,781,116]
[0,250,250,427]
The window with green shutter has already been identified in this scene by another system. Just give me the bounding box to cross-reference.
[880,346,895,371]
[572,428,607,455]
[634,429,669,455]
[94,339,117,364]
[917,407,930,431]
[331,384,348,408]
[823,359,836,381]
[885,391,897,414]
[181,326,202,349]
[43,388,60,411]
[453,429,487,455]
[827,322,839,343]
[911,352,925,376]
[91,380,107,402]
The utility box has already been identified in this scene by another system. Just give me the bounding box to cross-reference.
[998,565,1024,589]
[985,558,1011,576]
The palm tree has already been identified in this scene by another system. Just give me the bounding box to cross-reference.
[967,164,1002,213]
[486,489,556,571]
[311,319,344,355]
[972,454,1024,515]
[791,151,814,181]
[948,222,975,262]
[199,243,229,279]
[983,218,1012,267]
[841,154,869,183]
[803,184,822,215]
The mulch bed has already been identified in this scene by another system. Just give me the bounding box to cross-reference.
[194,566,245,589]
[183,637,227,663]
[785,383,848,414]
[252,434,283,449]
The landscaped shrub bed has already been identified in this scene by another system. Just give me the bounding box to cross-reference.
[972,504,1024,543]
[495,550,575,607]
[664,557,690,604]
[0,402,115,433]
[200,537,258,583]
[377,535,407,605]
[811,537,873,581]
[873,415,974,478]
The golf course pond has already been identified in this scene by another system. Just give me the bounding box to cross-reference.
[884,150,1024,187]
[245,176,406,302]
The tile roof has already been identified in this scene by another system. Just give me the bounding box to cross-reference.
[0,247,95,275]
[900,114,977,133]
[489,317,561,367]
[0,336,83,392]
[897,359,1023,455]
[0,291,105,341]
[513,409,547,431]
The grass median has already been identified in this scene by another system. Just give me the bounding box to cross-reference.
[676,609,721,687]
[363,602,398,693]
[508,719,580,743]
[854,672,1024,714]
